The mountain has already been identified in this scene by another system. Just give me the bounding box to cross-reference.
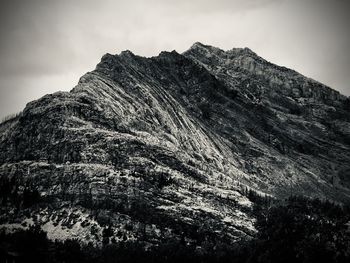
[1,42,350,250]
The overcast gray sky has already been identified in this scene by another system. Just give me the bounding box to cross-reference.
[0,0,349,119]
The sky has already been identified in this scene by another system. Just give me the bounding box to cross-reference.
[0,0,349,119]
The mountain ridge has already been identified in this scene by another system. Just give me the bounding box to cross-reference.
[0,43,349,247]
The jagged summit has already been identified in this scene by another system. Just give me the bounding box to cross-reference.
[188,41,219,51]
[190,41,207,48]
[119,49,135,57]
[157,50,181,58]
[186,42,256,58]
[1,42,349,248]
[185,41,224,56]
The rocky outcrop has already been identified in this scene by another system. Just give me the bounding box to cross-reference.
[0,42,349,247]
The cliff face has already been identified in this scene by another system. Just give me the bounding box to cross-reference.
[0,43,349,246]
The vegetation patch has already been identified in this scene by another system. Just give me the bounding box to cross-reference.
[1,195,349,262]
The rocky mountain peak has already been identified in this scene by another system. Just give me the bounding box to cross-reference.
[156,50,182,60]
[119,49,135,58]
[1,42,349,250]
[186,42,225,57]
[189,41,211,50]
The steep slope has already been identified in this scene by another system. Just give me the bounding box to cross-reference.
[0,43,349,248]
[183,42,350,198]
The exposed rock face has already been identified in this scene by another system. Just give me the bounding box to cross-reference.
[0,42,349,247]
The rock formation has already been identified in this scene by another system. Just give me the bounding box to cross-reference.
[0,42,349,247]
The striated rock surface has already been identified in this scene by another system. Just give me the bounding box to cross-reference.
[0,42,350,247]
